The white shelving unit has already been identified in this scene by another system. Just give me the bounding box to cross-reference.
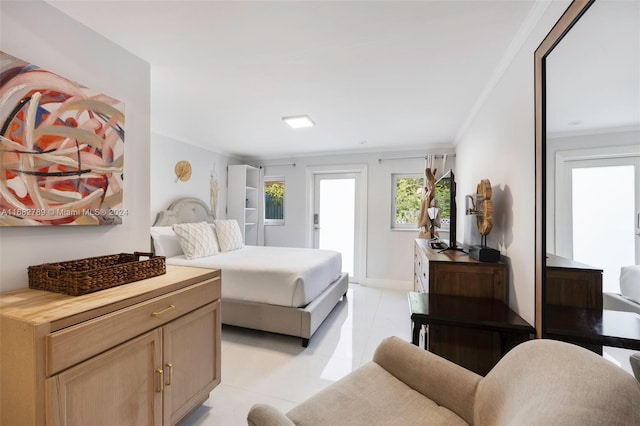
[227,164,263,245]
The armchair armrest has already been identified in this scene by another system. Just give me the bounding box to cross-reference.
[604,292,640,315]
[373,336,482,424]
[247,404,295,426]
[631,353,640,383]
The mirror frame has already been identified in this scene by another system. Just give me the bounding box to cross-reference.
[534,0,595,338]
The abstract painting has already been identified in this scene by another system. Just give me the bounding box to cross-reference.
[0,51,125,226]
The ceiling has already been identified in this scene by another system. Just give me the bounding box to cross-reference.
[546,0,640,136]
[46,0,540,159]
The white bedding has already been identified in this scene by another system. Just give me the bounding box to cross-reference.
[166,245,342,308]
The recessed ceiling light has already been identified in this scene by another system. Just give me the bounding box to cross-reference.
[282,115,315,129]
[568,120,583,126]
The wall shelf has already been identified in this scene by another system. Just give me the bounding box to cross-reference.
[228,165,263,245]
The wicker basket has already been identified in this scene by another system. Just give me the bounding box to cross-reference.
[28,252,166,296]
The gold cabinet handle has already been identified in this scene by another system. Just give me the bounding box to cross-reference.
[151,304,175,318]
[156,368,164,392]
[166,363,173,386]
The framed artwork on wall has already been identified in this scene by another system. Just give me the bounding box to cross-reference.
[0,51,126,226]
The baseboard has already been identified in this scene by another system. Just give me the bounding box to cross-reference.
[361,278,412,291]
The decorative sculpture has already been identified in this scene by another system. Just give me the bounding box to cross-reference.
[469,178,500,262]
[418,167,438,239]
[476,179,493,242]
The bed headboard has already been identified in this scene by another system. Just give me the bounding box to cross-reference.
[153,197,215,226]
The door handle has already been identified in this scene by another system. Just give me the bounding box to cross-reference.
[156,368,164,392]
[151,305,175,318]
[165,363,173,386]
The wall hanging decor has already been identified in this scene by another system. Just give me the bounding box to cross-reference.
[0,51,126,226]
[210,171,219,219]
[174,160,192,182]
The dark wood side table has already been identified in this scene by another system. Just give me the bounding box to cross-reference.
[545,305,640,353]
[409,292,535,375]
[546,253,603,310]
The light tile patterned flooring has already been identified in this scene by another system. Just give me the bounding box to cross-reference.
[181,284,412,426]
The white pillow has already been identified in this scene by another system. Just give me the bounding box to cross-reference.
[150,226,183,258]
[213,219,243,252]
[173,222,220,259]
[620,265,640,304]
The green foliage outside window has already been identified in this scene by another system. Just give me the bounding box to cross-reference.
[434,178,451,219]
[395,177,424,224]
[265,181,284,220]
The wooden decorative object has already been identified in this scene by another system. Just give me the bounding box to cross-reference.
[469,179,500,262]
[476,179,493,236]
[418,168,438,239]
[175,160,192,182]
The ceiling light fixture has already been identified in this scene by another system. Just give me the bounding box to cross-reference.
[282,115,315,129]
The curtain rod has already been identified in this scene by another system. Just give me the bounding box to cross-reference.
[377,154,455,164]
[260,163,296,168]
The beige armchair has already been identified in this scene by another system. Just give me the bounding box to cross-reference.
[248,337,640,425]
[632,353,640,382]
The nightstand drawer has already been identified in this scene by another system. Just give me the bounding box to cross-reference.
[47,277,220,376]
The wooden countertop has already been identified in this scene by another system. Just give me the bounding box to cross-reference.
[415,238,505,265]
[546,253,602,272]
[0,265,219,330]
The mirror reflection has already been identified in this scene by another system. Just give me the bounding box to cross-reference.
[545,0,640,369]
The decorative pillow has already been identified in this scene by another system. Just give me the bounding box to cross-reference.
[620,265,640,304]
[173,222,220,259]
[150,226,183,258]
[213,219,243,252]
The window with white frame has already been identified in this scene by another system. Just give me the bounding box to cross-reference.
[391,173,424,229]
[264,177,285,225]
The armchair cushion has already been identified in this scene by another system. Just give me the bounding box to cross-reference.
[285,362,467,426]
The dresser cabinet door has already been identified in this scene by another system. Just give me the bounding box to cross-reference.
[46,329,163,426]
[162,301,221,425]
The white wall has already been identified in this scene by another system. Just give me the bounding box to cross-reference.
[454,1,569,325]
[150,133,240,223]
[255,149,455,289]
[0,1,150,292]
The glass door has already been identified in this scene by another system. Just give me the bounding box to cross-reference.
[558,155,640,293]
[313,173,357,282]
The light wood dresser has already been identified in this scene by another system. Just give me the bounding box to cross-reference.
[0,265,221,425]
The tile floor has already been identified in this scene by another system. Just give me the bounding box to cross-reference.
[181,285,638,425]
[181,284,412,426]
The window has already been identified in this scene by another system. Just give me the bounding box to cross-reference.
[264,177,285,225]
[392,174,424,229]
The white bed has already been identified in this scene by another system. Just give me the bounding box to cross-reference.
[152,197,349,346]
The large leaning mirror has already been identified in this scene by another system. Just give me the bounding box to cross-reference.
[536,0,640,370]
